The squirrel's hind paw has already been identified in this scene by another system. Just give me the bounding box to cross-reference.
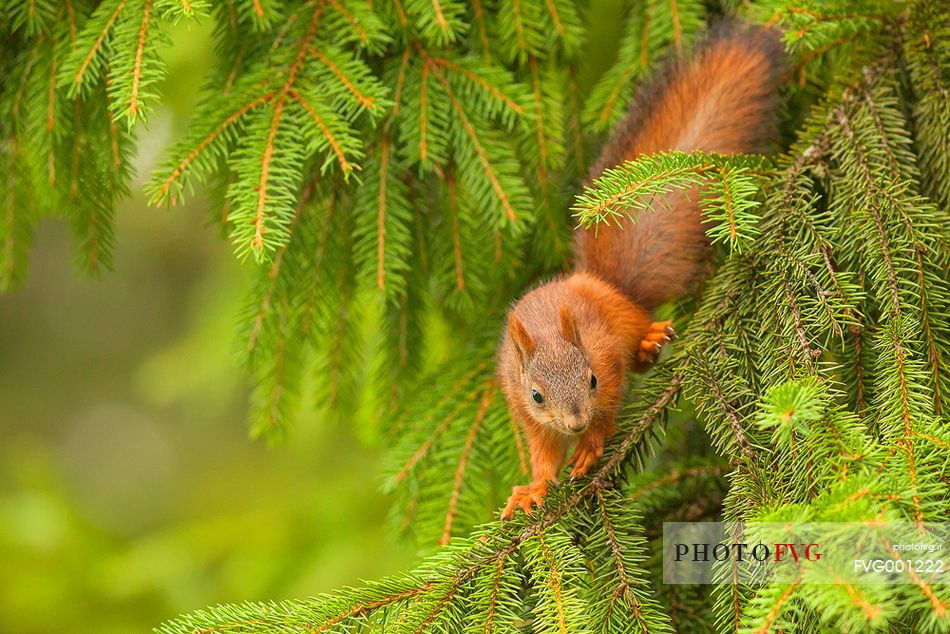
[636,320,675,365]
[501,482,548,520]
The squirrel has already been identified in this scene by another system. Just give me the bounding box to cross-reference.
[498,22,785,519]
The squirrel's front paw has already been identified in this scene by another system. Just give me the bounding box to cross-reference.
[501,481,548,520]
[568,437,605,479]
[636,320,676,365]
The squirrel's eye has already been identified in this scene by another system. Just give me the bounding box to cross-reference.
[590,374,598,389]
[532,389,544,404]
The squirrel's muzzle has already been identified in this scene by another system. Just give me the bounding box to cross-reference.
[566,416,587,434]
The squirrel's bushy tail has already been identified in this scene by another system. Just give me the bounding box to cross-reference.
[575,22,785,310]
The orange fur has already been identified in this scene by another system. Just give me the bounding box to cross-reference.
[576,23,785,309]
[499,23,785,519]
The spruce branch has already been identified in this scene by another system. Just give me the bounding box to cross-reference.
[147,91,275,207]
[352,132,413,301]
[584,488,676,633]
[573,151,774,253]
[60,0,127,97]
[433,65,529,227]
[404,0,466,46]
[158,374,683,633]
[582,0,705,132]
[774,1,893,56]
[904,0,950,210]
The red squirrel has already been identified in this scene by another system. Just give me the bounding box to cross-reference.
[498,23,785,519]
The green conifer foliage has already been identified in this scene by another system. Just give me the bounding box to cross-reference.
[2,0,948,631]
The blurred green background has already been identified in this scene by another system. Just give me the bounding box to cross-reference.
[0,22,422,634]
[0,5,626,632]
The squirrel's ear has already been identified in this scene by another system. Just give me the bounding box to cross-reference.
[559,306,581,346]
[508,315,536,363]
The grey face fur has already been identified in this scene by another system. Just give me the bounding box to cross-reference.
[522,339,594,435]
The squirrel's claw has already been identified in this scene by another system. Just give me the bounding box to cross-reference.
[568,438,605,479]
[636,320,675,365]
[501,482,548,520]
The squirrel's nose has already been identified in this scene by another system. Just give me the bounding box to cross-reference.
[567,417,587,433]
